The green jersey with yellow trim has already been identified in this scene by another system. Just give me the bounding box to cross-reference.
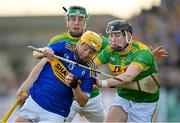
[95,40,159,102]
[49,32,79,45]
[49,32,109,50]
[49,31,109,98]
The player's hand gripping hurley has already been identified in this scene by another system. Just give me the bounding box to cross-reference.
[28,45,161,94]
[28,45,123,82]
[1,92,28,123]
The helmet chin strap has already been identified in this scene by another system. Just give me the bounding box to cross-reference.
[121,42,129,51]
[69,31,83,37]
[113,31,132,52]
[121,31,131,51]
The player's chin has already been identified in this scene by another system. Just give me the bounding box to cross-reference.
[81,56,88,60]
[80,56,89,62]
[112,46,123,51]
[73,28,81,33]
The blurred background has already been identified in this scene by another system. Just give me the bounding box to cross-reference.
[0,0,180,122]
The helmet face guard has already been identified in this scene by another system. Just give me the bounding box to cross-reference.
[80,31,102,52]
[65,6,88,37]
[76,31,102,61]
[106,20,133,51]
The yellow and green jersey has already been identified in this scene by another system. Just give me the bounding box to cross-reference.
[49,31,109,98]
[95,40,159,103]
[49,31,109,50]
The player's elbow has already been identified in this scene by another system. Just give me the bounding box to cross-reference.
[79,98,89,107]
[79,102,86,107]
[77,96,89,107]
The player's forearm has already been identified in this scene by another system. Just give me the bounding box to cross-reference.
[19,58,47,91]
[107,64,142,86]
[100,72,135,88]
[72,85,89,107]
[33,51,44,59]
[107,74,133,86]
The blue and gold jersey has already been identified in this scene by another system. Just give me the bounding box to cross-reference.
[49,31,109,98]
[30,42,96,117]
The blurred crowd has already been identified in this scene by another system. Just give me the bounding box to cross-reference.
[132,0,180,121]
[133,0,180,67]
[0,0,180,121]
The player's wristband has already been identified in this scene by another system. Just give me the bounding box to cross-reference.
[70,76,79,89]
[101,80,109,87]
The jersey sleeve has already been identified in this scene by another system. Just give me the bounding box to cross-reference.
[99,35,109,51]
[80,77,95,94]
[80,61,96,94]
[131,50,154,70]
[94,46,111,66]
[48,33,65,46]
[48,42,67,56]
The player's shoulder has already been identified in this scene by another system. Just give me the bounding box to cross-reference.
[50,32,67,43]
[132,40,149,51]
[99,34,108,41]
[105,45,113,52]
[131,40,153,58]
[65,42,75,52]
[86,60,96,77]
[50,42,75,52]
[99,34,107,39]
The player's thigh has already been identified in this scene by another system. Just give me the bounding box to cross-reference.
[105,106,127,122]
[128,102,157,122]
[18,96,65,122]
[83,106,105,122]
[81,95,105,122]
[39,108,65,122]
[16,96,40,122]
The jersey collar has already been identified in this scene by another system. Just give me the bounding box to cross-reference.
[117,43,132,55]
[67,32,81,40]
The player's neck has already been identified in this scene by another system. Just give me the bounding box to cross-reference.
[68,31,82,39]
[119,43,132,55]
